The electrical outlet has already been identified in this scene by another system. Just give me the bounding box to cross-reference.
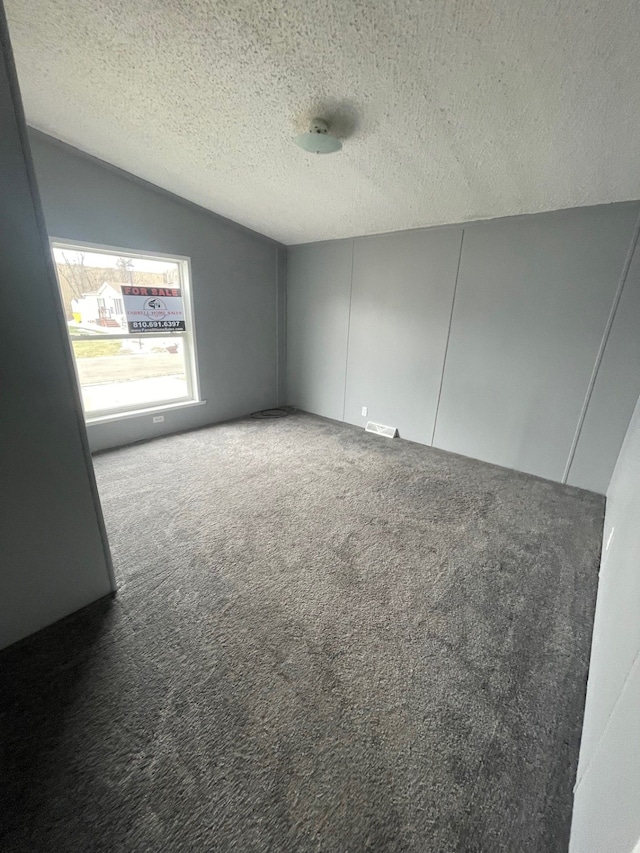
[361,406,368,417]
[153,415,164,423]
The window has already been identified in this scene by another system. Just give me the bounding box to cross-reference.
[52,240,200,421]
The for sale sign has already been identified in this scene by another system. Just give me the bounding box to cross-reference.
[121,285,186,333]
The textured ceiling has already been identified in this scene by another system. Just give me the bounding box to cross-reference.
[5,0,640,244]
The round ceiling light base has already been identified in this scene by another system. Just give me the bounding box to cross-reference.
[293,118,342,154]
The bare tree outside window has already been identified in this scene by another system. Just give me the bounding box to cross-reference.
[116,257,134,284]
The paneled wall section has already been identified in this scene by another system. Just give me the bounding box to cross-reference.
[344,229,463,445]
[286,202,640,494]
[569,396,640,852]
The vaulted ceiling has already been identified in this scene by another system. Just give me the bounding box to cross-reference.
[6,0,640,244]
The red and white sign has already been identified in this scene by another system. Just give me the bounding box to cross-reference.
[121,285,186,334]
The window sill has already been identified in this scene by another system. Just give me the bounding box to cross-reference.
[86,399,207,426]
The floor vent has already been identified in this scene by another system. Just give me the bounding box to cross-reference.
[365,421,398,438]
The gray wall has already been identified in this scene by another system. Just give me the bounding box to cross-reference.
[287,203,640,493]
[345,229,462,445]
[287,240,353,422]
[0,11,113,649]
[566,239,640,490]
[29,130,286,452]
[569,394,640,852]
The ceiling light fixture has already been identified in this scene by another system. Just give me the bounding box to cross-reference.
[293,119,342,154]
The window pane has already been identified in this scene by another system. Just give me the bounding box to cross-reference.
[72,337,189,414]
[53,247,181,336]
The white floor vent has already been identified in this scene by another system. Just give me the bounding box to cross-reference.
[365,421,398,438]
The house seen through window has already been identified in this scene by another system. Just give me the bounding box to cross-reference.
[52,241,199,420]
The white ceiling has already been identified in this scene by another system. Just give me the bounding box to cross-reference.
[5,0,640,245]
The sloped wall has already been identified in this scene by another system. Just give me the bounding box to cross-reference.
[0,11,113,649]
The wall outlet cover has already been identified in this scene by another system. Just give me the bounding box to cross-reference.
[361,406,368,417]
[153,415,164,423]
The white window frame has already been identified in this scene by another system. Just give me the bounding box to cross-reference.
[51,238,201,423]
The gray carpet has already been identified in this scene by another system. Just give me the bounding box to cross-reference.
[0,412,603,852]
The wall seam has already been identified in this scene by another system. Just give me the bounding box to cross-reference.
[574,645,640,795]
[275,246,280,405]
[431,229,465,446]
[281,250,288,406]
[562,207,640,484]
[341,239,355,421]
